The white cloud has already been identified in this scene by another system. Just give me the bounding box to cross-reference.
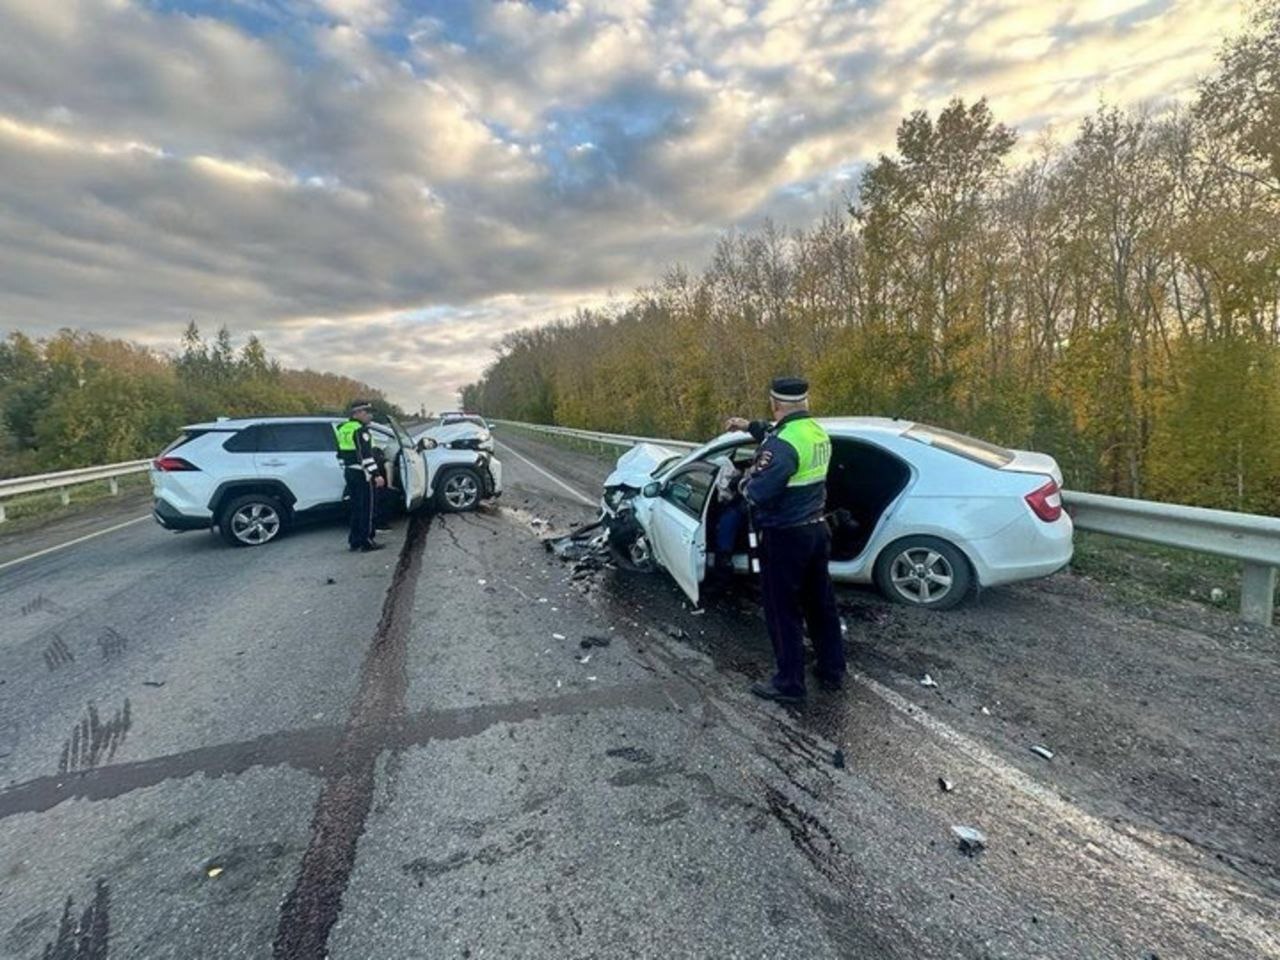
[0,0,1249,407]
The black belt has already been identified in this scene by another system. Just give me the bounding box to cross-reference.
[761,517,825,533]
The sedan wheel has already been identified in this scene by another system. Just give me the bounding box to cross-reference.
[889,548,953,603]
[874,536,972,610]
[227,501,282,546]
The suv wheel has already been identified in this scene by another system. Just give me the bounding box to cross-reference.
[219,493,286,547]
[434,467,483,513]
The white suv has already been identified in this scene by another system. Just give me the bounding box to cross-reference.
[151,415,503,546]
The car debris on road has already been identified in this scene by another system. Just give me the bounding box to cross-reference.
[951,825,987,857]
[1030,745,1054,761]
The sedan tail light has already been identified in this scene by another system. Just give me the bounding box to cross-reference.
[153,456,200,472]
[1025,479,1062,522]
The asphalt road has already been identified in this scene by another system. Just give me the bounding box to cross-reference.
[0,435,1275,959]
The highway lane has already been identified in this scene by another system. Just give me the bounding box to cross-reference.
[0,512,404,957]
[0,437,1274,958]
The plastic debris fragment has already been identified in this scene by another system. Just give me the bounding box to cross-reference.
[951,825,987,856]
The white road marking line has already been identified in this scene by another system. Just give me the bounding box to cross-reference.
[501,437,1279,948]
[0,515,151,573]
[495,440,598,507]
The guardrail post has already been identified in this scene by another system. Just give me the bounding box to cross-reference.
[0,503,6,523]
[59,489,71,506]
[1240,562,1277,626]
[108,478,119,496]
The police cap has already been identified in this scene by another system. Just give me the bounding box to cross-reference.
[769,377,809,403]
[348,399,373,414]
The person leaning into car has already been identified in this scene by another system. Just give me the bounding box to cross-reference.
[725,376,845,704]
[335,400,385,553]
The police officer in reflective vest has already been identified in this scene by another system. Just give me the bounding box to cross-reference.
[335,400,386,553]
[726,377,845,703]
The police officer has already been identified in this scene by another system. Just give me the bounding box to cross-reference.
[335,400,386,552]
[726,377,845,703]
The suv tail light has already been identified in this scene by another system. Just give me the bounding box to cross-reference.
[153,456,200,472]
[1025,479,1062,522]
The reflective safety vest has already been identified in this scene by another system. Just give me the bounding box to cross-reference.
[776,417,831,487]
[335,418,377,476]
[335,419,360,460]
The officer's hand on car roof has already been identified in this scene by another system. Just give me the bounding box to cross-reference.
[725,416,750,432]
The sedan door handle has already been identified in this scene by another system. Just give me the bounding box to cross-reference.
[260,459,286,467]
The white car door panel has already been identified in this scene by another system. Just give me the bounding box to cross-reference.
[646,466,715,605]
[386,417,428,511]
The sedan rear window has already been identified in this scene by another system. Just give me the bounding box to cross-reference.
[905,424,1014,468]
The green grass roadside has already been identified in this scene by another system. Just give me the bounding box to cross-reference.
[496,422,1276,622]
[0,471,152,537]
[1070,530,1276,621]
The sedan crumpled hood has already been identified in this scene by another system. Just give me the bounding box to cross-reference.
[604,442,683,489]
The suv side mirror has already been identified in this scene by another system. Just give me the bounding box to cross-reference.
[642,481,662,498]
[416,437,437,452]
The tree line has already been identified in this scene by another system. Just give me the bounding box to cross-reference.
[0,323,401,477]
[464,6,1280,514]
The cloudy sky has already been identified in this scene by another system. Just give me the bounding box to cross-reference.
[0,0,1246,411]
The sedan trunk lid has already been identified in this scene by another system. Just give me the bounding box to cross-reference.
[1000,450,1064,487]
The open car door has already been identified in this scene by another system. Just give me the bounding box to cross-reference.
[387,416,428,512]
[645,463,716,605]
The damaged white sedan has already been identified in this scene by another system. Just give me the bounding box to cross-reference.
[579,418,1073,610]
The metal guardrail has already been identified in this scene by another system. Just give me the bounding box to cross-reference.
[496,419,1279,626]
[0,460,151,522]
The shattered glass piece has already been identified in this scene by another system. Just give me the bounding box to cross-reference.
[951,825,987,856]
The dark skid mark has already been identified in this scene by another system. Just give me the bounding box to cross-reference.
[21,594,62,617]
[400,827,545,887]
[40,879,110,960]
[0,682,696,822]
[58,701,131,774]
[763,784,844,883]
[96,628,128,661]
[42,634,75,672]
[605,746,654,764]
[272,512,428,960]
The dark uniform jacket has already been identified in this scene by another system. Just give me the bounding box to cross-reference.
[336,419,379,478]
[742,412,828,529]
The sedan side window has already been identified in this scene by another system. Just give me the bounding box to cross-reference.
[662,466,715,519]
